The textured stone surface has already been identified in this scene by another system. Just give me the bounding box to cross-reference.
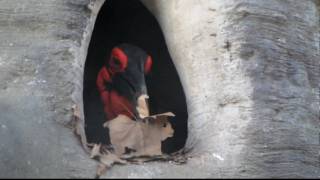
[0,0,104,178]
[0,0,319,178]
[141,0,320,178]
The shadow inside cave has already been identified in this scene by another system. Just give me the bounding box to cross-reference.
[83,0,188,153]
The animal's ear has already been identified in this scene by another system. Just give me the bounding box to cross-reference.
[144,55,152,74]
[109,47,128,72]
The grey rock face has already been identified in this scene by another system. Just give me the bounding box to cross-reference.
[0,0,104,178]
[0,0,319,178]
[142,0,320,178]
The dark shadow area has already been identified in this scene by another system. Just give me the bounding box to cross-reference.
[83,0,188,153]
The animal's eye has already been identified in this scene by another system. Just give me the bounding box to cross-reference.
[144,55,152,74]
[163,123,167,128]
[109,47,128,72]
[113,58,121,65]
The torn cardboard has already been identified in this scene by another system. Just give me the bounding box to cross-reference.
[103,112,175,157]
[71,94,184,178]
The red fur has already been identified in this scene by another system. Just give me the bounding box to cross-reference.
[97,47,152,121]
[96,67,111,93]
[107,90,134,120]
[99,89,134,120]
[110,47,128,72]
[144,55,152,74]
[96,61,134,120]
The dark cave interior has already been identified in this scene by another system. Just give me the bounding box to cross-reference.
[83,0,188,153]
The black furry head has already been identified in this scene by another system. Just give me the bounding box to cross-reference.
[107,43,152,103]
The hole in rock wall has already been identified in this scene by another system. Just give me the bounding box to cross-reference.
[83,0,188,154]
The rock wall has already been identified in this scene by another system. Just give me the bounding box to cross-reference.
[142,0,320,178]
[0,0,319,178]
[0,0,104,178]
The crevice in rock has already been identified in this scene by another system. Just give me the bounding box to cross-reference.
[83,0,188,154]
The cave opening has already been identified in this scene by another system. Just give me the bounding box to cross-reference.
[83,0,188,154]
